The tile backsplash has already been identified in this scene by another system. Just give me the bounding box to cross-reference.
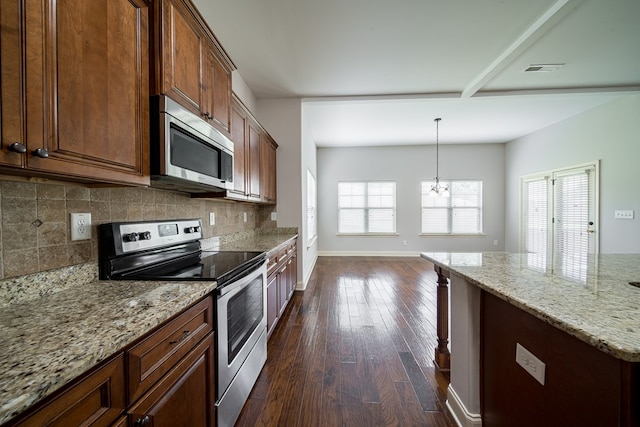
[0,178,276,279]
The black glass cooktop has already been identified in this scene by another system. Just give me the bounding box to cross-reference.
[120,250,265,286]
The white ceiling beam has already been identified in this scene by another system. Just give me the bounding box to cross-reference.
[461,0,583,98]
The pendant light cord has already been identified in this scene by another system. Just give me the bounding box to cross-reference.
[434,118,441,180]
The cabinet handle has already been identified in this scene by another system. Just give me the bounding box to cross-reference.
[32,148,49,158]
[135,415,150,426]
[169,330,191,344]
[8,142,27,153]
[203,111,212,120]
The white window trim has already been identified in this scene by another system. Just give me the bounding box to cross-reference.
[306,169,317,246]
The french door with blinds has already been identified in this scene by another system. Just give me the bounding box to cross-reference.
[522,162,598,279]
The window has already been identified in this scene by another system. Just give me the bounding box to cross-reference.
[338,181,396,234]
[306,170,317,244]
[421,180,483,234]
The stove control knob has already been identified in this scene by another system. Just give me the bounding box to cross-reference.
[123,232,140,242]
[184,226,200,234]
[138,231,152,241]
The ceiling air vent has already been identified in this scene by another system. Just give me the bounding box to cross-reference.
[524,64,564,72]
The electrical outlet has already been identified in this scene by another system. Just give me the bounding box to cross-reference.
[402,240,407,246]
[614,210,634,219]
[209,212,215,226]
[243,212,247,222]
[515,343,545,385]
[271,212,277,221]
[70,213,92,241]
[493,240,498,246]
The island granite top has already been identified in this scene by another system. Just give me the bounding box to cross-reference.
[420,252,640,362]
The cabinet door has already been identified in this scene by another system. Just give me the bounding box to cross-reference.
[23,0,150,185]
[266,273,279,337]
[16,354,125,427]
[203,42,232,135]
[0,0,25,167]
[287,256,297,300]
[247,120,262,200]
[260,135,277,204]
[277,268,288,316]
[229,100,248,198]
[159,0,205,117]
[128,334,215,427]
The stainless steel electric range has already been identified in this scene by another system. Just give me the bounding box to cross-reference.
[99,219,267,427]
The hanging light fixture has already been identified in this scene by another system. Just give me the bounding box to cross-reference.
[430,118,449,197]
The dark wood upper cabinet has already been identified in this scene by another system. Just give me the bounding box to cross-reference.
[155,0,234,136]
[0,0,151,185]
[260,133,277,204]
[0,0,25,168]
[247,119,262,201]
[229,100,248,197]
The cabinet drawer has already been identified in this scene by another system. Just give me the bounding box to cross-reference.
[15,354,125,427]
[127,297,213,404]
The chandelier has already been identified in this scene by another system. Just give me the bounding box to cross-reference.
[430,118,449,197]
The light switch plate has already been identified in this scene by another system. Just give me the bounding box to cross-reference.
[515,343,545,385]
[614,210,634,219]
[209,212,215,226]
[243,212,247,222]
[70,213,92,241]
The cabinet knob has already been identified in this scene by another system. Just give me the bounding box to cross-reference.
[32,148,49,158]
[8,142,27,153]
[135,415,150,426]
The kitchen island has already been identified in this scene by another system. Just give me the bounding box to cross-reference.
[420,252,640,427]
[0,229,297,425]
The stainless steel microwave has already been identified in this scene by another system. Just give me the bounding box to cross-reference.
[150,95,233,193]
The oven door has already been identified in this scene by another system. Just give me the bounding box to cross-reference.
[216,261,267,397]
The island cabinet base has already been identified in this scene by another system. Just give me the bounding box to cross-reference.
[481,291,639,427]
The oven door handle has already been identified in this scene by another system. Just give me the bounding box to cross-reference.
[216,260,267,297]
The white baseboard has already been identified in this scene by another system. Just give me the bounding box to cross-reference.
[446,385,482,427]
[317,251,420,257]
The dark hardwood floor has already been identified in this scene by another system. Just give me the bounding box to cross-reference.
[236,256,456,427]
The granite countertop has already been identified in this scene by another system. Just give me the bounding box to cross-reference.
[0,228,298,424]
[201,228,298,253]
[420,252,640,362]
[0,269,216,424]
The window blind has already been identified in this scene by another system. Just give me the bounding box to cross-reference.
[524,178,549,255]
[553,167,595,280]
[338,182,395,233]
[421,180,482,234]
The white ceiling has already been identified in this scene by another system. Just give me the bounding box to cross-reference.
[193,0,640,146]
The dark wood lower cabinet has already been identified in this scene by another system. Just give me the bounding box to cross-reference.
[128,333,215,427]
[12,354,125,427]
[266,239,297,338]
[8,297,215,427]
[482,291,639,426]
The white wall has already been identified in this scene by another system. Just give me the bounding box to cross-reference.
[256,98,319,288]
[231,71,257,113]
[504,95,640,253]
[317,143,505,254]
